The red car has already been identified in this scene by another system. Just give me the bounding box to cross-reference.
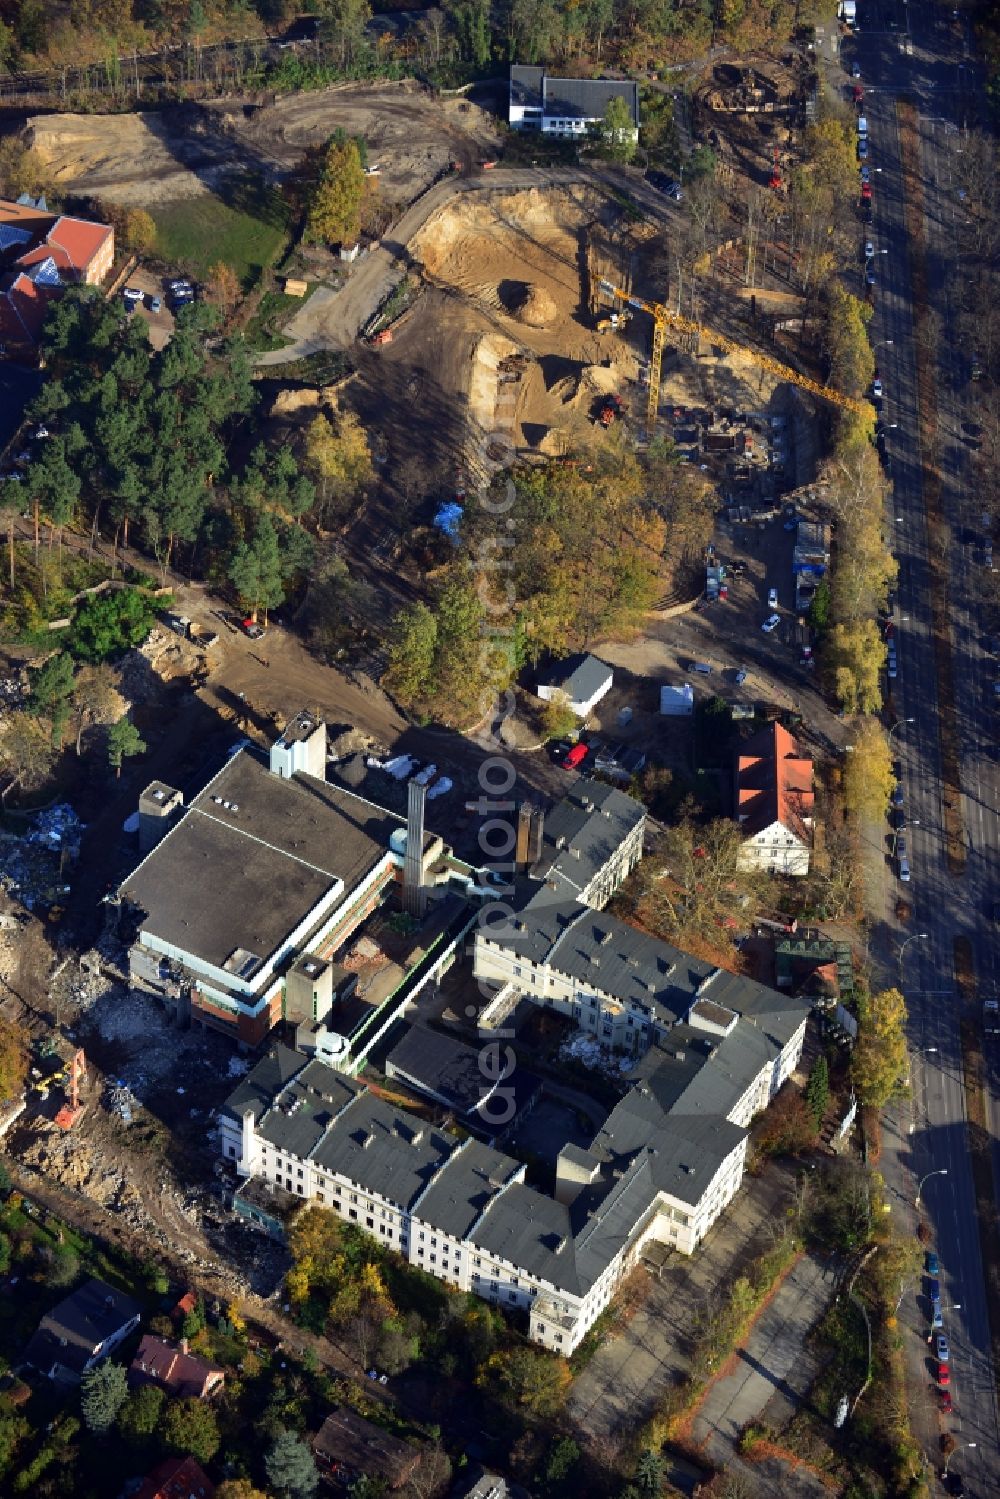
[937,1362,951,1386]
[939,1390,953,1413]
[563,742,588,770]
[239,617,265,640]
[861,183,873,202]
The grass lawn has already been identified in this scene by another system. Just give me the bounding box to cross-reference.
[150,177,291,288]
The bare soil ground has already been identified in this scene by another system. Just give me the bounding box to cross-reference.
[25,81,497,206]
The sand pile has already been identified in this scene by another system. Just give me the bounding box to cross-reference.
[513,283,557,327]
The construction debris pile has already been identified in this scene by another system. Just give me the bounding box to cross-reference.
[0,803,83,915]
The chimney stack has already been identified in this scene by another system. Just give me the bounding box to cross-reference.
[402,780,427,917]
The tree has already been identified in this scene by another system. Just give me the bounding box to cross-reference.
[853,986,909,1109]
[161,1396,220,1465]
[383,602,437,707]
[827,619,885,715]
[629,815,777,965]
[116,1384,166,1447]
[305,136,366,248]
[80,1361,128,1434]
[0,1014,29,1102]
[72,663,125,755]
[215,1484,269,1499]
[540,690,578,742]
[406,1441,453,1498]
[824,284,875,400]
[804,1055,830,1129]
[69,587,158,662]
[0,711,56,804]
[303,410,373,526]
[205,261,241,314]
[476,1347,571,1417]
[39,1243,80,1288]
[635,1448,666,1494]
[321,0,373,68]
[228,513,286,623]
[27,652,76,746]
[842,717,894,823]
[107,715,146,778]
[601,96,637,164]
[264,1428,319,1499]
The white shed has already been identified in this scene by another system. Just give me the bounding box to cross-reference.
[537,654,614,718]
[659,683,695,717]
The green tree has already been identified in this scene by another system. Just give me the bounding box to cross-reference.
[39,1244,80,1288]
[80,1361,128,1434]
[303,410,372,526]
[228,514,285,624]
[264,1428,319,1499]
[0,1409,30,1480]
[804,1055,830,1128]
[635,1448,666,1494]
[842,717,895,823]
[69,588,158,663]
[384,602,438,707]
[853,987,909,1108]
[601,95,637,163]
[116,1384,166,1447]
[540,690,578,742]
[808,577,831,633]
[161,1397,220,1466]
[321,0,373,67]
[107,716,146,779]
[305,136,366,248]
[28,652,76,747]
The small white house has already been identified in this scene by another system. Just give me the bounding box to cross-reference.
[537,654,614,718]
[660,683,695,717]
[509,66,640,140]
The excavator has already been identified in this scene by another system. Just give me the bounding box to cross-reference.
[598,279,873,433]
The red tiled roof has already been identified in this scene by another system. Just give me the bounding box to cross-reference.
[129,1335,225,1399]
[735,721,813,844]
[131,1456,215,1499]
[0,272,60,345]
[44,215,113,274]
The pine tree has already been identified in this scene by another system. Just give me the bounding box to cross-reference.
[80,1361,128,1434]
[264,1429,319,1499]
[805,1055,830,1129]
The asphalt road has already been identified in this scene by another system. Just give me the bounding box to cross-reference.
[828,2,1000,1491]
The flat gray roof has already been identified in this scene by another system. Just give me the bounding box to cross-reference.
[119,750,397,978]
[385,1025,488,1114]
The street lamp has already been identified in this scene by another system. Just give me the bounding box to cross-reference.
[943,1442,976,1477]
[915,1167,948,1207]
[899,931,929,986]
[888,717,915,743]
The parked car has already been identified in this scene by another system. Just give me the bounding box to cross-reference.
[936,1334,950,1362]
[858,137,869,160]
[937,1361,951,1386]
[563,742,588,770]
[927,1274,940,1298]
[897,835,910,881]
[239,617,265,640]
[931,1297,944,1328]
[148,294,162,314]
[767,587,778,608]
[734,668,748,685]
[122,285,142,304]
[761,613,781,634]
[938,1389,953,1414]
[864,239,875,257]
[852,61,862,78]
[926,1250,940,1276]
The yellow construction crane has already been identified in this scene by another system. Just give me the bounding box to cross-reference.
[598,280,872,431]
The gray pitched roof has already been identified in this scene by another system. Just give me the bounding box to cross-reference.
[312,1092,455,1210]
[413,1138,523,1239]
[538,652,612,704]
[530,777,644,897]
[222,1043,307,1124]
[25,1278,141,1376]
[257,1058,363,1159]
[470,1181,580,1292]
[510,64,544,107]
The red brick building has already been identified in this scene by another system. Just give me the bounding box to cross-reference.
[0,196,114,360]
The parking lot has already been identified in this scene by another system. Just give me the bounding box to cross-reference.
[119,265,177,351]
